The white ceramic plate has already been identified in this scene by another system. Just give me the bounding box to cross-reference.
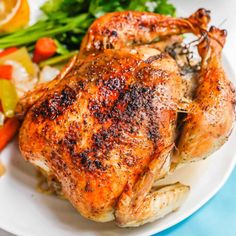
[1,1,236,235]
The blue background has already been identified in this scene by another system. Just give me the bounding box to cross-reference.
[155,167,236,236]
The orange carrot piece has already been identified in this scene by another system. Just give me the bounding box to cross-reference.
[0,47,18,58]
[33,37,57,63]
[0,65,13,80]
[0,117,20,151]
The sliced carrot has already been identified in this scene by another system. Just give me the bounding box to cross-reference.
[0,65,13,80]
[0,47,18,58]
[0,117,20,151]
[33,37,57,63]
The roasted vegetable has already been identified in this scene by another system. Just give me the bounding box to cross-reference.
[0,47,35,75]
[0,117,20,151]
[33,37,57,63]
[0,47,18,57]
[0,79,18,117]
[0,65,13,80]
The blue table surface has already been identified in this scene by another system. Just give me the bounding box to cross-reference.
[155,166,236,236]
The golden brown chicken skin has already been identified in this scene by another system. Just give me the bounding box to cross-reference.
[19,47,184,222]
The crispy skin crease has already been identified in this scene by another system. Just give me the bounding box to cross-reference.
[19,48,183,221]
[80,9,210,56]
[173,27,235,164]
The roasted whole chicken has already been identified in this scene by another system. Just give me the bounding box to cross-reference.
[17,9,235,227]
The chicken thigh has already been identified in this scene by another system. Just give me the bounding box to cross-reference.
[17,9,235,227]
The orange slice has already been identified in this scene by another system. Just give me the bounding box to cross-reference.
[0,0,30,33]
